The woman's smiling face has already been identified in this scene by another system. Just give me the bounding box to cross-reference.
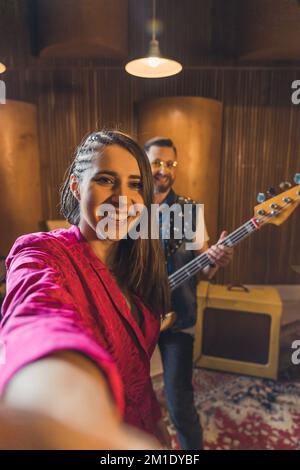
[71,144,145,241]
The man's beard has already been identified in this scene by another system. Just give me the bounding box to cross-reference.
[154,174,174,193]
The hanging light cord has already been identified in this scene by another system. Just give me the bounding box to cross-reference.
[152,0,156,41]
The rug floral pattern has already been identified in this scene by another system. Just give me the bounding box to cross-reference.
[152,368,300,450]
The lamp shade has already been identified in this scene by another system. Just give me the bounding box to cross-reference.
[0,63,6,74]
[125,56,182,78]
[125,39,182,78]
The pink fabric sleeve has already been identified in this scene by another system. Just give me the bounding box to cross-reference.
[0,235,124,415]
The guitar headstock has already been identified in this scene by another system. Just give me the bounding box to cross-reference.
[254,175,300,227]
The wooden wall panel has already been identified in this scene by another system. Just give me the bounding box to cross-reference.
[37,0,128,59]
[1,0,300,284]
[137,96,223,242]
[239,0,300,60]
[0,100,42,256]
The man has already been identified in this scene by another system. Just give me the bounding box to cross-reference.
[145,137,233,450]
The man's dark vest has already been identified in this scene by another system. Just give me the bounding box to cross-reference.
[160,189,199,330]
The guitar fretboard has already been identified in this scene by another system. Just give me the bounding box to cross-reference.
[168,218,259,291]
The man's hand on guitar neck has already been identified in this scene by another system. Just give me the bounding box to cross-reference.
[196,231,234,281]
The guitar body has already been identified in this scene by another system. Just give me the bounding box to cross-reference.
[160,311,177,331]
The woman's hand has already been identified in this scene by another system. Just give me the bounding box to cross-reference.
[2,351,162,450]
[155,417,172,449]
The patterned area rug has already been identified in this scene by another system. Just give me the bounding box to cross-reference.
[152,368,300,450]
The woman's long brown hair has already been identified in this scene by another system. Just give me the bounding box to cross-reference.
[60,130,170,318]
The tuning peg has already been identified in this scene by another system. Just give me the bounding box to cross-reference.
[294,173,300,185]
[266,187,277,198]
[279,181,292,191]
[257,192,266,203]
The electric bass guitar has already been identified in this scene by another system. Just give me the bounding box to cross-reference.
[160,176,300,331]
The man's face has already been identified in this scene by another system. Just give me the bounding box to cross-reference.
[147,145,177,193]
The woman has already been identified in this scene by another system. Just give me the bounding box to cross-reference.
[0,130,171,449]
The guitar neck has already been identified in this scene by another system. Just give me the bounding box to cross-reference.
[168,218,260,291]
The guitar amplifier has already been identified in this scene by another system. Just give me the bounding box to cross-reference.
[194,282,282,379]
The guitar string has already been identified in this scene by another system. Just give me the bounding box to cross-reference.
[169,200,294,289]
[168,198,295,290]
[169,224,256,290]
[169,219,258,288]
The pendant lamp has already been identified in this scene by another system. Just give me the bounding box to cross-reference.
[125,0,182,78]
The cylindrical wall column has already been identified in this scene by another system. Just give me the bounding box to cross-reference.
[0,100,42,256]
[137,97,223,242]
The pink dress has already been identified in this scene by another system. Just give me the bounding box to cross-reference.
[0,225,162,437]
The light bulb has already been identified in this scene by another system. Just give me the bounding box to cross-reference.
[147,57,160,68]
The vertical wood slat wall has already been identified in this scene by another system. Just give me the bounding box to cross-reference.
[1,0,300,284]
[5,67,300,284]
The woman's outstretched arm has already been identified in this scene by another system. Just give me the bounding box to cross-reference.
[1,351,161,450]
